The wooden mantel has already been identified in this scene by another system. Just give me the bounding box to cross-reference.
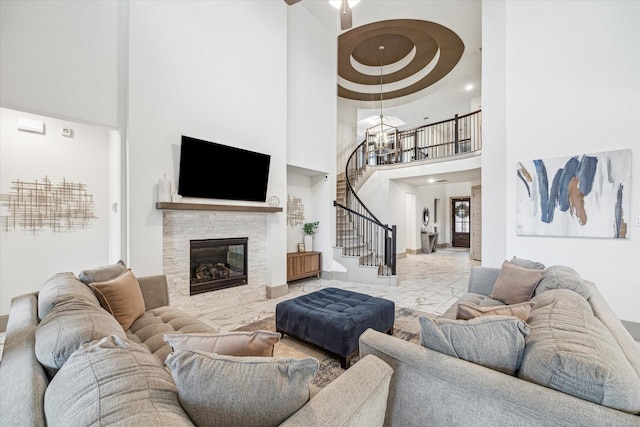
[156,202,282,213]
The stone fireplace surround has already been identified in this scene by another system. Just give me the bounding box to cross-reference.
[162,210,270,309]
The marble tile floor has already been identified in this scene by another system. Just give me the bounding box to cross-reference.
[0,248,477,360]
[176,247,480,333]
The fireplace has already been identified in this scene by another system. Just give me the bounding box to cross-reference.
[190,238,248,295]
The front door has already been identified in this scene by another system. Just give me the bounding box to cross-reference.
[451,197,470,248]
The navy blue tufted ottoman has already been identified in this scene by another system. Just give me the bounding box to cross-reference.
[275,287,395,369]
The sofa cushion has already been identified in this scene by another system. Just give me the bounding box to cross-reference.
[164,331,281,357]
[78,259,127,284]
[35,300,126,374]
[88,268,146,330]
[456,301,535,322]
[419,315,530,375]
[38,272,100,320]
[533,265,590,299]
[44,335,193,426]
[127,306,217,364]
[165,350,318,427]
[491,260,544,304]
[519,289,640,414]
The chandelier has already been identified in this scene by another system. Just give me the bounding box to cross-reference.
[366,45,401,153]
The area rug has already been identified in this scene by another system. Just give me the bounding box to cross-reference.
[232,307,433,388]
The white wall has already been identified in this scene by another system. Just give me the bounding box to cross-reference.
[286,4,338,274]
[287,5,336,176]
[286,172,315,253]
[0,0,120,127]
[483,1,640,322]
[0,108,111,314]
[126,2,288,291]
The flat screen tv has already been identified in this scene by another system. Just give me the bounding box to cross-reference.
[178,136,271,202]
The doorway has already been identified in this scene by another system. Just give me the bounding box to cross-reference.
[451,197,470,248]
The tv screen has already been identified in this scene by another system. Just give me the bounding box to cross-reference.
[178,136,271,202]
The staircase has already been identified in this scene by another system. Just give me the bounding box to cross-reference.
[333,172,397,286]
[332,110,482,288]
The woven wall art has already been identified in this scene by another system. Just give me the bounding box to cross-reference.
[0,176,97,234]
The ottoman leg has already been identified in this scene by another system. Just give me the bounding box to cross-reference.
[341,350,358,369]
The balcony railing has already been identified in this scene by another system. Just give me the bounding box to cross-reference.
[354,110,482,168]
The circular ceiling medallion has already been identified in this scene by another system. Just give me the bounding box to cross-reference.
[338,19,464,101]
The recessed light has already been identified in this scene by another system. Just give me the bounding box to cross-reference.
[329,0,360,8]
[465,84,474,91]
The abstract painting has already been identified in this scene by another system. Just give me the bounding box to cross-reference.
[516,149,631,238]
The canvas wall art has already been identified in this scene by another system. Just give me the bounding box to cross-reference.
[516,149,631,238]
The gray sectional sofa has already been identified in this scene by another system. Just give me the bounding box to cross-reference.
[360,264,640,426]
[0,267,393,426]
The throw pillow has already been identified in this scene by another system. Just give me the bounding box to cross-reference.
[490,260,544,304]
[165,350,318,427]
[419,315,530,375]
[456,301,535,322]
[78,259,127,284]
[164,330,281,357]
[88,268,146,330]
[533,265,590,299]
[510,256,545,270]
[44,335,193,426]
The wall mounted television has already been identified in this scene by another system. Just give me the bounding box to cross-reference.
[178,136,271,202]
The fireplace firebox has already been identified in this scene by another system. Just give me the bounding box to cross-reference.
[190,238,248,295]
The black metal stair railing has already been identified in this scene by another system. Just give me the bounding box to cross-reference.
[335,140,397,276]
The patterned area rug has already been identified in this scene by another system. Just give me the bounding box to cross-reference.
[233,307,431,388]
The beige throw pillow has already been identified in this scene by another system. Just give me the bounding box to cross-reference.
[456,301,535,322]
[165,350,318,427]
[88,269,145,330]
[164,331,281,357]
[491,260,544,304]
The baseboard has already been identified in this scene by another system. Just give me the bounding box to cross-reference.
[266,283,288,299]
[0,314,7,333]
[397,251,408,259]
[621,320,640,341]
[332,270,348,282]
[406,249,420,255]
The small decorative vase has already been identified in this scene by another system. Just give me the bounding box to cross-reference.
[158,174,171,202]
[303,235,313,252]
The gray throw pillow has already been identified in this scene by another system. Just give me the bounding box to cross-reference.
[44,335,193,426]
[510,256,545,269]
[533,265,590,299]
[165,350,318,427]
[419,315,530,375]
[520,289,640,413]
[78,260,127,284]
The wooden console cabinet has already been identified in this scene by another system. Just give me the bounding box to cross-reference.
[287,251,322,282]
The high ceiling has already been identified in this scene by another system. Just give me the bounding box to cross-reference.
[300,0,482,134]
